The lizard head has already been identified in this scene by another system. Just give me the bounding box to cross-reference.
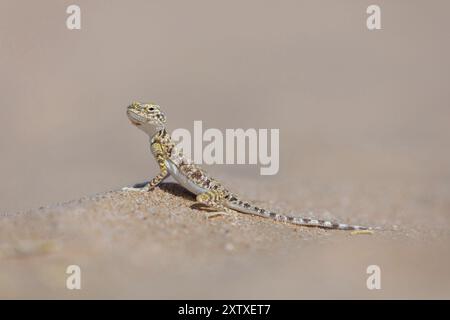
[127,101,166,136]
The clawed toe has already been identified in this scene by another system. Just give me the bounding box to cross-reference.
[121,186,149,192]
[206,212,229,219]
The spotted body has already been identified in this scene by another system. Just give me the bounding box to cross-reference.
[125,101,371,231]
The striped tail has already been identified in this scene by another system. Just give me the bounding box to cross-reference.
[227,198,372,231]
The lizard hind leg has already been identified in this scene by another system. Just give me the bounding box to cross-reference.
[195,190,234,219]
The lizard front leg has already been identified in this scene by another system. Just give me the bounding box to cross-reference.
[196,190,234,218]
[123,141,169,192]
[144,141,169,190]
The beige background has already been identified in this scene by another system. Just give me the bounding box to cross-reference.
[1,1,450,299]
[1,0,449,213]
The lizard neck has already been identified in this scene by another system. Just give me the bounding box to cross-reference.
[150,128,170,143]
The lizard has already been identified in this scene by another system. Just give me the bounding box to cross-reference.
[123,101,373,231]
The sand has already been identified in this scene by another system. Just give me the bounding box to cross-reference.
[1,179,449,299]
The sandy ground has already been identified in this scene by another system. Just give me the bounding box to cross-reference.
[1,178,449,299]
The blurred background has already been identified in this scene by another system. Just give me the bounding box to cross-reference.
[1,0,449,214]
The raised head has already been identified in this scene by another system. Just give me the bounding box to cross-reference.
[126,101,166,136]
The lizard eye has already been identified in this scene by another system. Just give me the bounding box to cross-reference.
[149,107,155,111]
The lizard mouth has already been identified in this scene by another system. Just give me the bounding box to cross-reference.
[129,119,141,126]
[127,111,145,126]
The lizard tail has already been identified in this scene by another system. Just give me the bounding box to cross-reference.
[227,199,373,231]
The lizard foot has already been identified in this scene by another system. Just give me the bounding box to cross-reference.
[205,212,229,219]
[122,182,151,192]
[122,186,148,192]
